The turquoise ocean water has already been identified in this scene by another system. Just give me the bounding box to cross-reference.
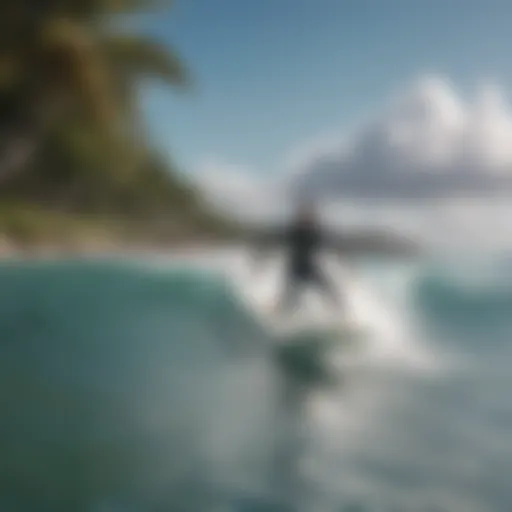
[0,251,512,512]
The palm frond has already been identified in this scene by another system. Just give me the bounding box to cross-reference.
[46,0,173,18]
[101,0,173,15]
[101,34,190,88]
[39,18,118,128]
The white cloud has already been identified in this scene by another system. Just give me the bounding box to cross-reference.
[289,75,512,200]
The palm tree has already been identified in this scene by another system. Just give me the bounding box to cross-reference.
[0,0,189,184]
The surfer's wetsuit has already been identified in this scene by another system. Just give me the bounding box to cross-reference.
[278,221,339,312]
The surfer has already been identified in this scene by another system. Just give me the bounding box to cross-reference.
[276,202,341,313]
[252,202,342,315]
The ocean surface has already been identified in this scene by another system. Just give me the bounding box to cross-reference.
[0,249,511,512]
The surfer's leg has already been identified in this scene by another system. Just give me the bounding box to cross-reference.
[313,268,341,308]
[277,273,302,314]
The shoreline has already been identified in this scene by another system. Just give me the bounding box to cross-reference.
[0,229,421,262]
[0,235,221,261]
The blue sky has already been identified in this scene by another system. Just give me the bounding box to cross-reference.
[136,0,512,177]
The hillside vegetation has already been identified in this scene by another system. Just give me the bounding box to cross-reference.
[0,0,231,248]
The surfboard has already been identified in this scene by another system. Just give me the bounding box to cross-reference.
[225,251,370,352]
[267,308,360,341]
[233,270,363,343]
[228,260,370,390]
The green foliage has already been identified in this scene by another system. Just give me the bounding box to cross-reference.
[0,0,229,242]
[100,34,190,88]
[0,202,107,245]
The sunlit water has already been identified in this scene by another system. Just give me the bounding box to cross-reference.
[0,249,511,511]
